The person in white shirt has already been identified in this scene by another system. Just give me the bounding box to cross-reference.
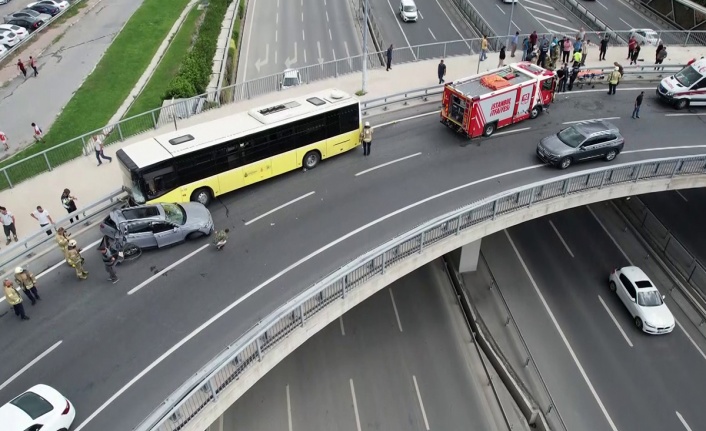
[31,122,45,143]
[30,206,54,236]
[0,206,18,244]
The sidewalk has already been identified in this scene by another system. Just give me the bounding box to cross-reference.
[0,45,702,248]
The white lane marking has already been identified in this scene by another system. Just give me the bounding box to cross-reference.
[432,0,470,49]
[127,244,210,295]
[303,48,307,64]
[355,153,422,177]
[496,4,505,14]
[301,11,303,21]
[586,206,633,265]
[598,295,634,347]
[350,379,363,431]
[494,126,531,137]
[622,145,706,154]
[560,87,654,95]
[286,385,293,431]
[332,47,336,61]
[275,30,278,43]
[504,230,620,431]
[275,49,278,64]
[389,288,404,332]
[676,320,706,362]
[385,0,415,57]
[276,12,278,24]
[675,190,689,202]
[244,191,316,225]
[534,17,577,32]
[665,113,706,117]
[619,18,632,28]
[302,29,305,41]
[241,0,259,81]
[418,11,423,19]
[328,28,332,41]
[548,219,574,258]
[428,28,436,40]
[512,21,521,31]
[0,340,63,392]
[412,375,430,430]
[524,6,568,20]
[596,0,608,9]
[676,411,693,431]
[76,163,547,430]
[524,0,554,8]
[519,2,550,32]
[563,116,621,125]
[339,316,346,336]
[374,111,440,128]
[326,10,329,22]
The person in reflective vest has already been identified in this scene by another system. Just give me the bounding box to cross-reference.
[66,239,88,280]
[15,266,40,305]
[4,279,29,320]
[56,227,70,257]
[362,122,373,157]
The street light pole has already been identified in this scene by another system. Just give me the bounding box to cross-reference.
[362,0,369,94]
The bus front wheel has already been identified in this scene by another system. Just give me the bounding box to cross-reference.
[303,151,321,170]
[191,188,213,207]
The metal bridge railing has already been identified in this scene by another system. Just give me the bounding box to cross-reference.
[132,154,706,431]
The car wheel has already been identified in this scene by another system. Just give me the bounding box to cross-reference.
[529,105,540,119]
[191,188,212,207]
[186,231,205,240]
[609,281,617,292]
[303,150,321,169]
[634,317,643,330]
[483,122,496,137]
[675,99,688,110]
[604,149,618,161]
[559,157,572,169]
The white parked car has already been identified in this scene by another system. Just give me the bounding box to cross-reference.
[0,44,7,58]
[0,24,29,40]
[0,29,19,47]
[0,384,76,431]
[630,28,661,46]
[27,0,69,10]
[609,266,675,334]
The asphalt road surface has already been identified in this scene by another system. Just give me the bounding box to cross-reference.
[482,205,706,431]
[0,0,145,152]
[1,88,705,431]
[577,0,667,33]
[237,0,362,82]
[224,259,505,430]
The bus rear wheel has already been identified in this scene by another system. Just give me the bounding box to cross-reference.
[191,188,212,207]
[303,151,321,170]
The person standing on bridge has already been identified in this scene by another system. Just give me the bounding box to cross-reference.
[438,59,446,84]
[529,31,538,50]
[4,279,29,320]
[15,266,40,305]
[0,206,18,245]
[386,44,393,71]
[93,134,112,165]
[562,37,572,64]
[362,122,373,157]
[511,31,519,57]
[480,36,488,61]
[61,188,79,223]
[498,46,506,68]
[599,35,609,61]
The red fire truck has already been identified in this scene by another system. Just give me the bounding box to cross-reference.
[440,62,556,138]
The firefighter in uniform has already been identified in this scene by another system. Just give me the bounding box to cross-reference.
[56,226,70,257]
[4,278,29,320]
[15,266,40,305]
[66,239,88,280]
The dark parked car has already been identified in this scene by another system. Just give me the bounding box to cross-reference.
[3,9,50,24]
[536,120,624,169]
[6,17,44,32]
[27,4,60,16]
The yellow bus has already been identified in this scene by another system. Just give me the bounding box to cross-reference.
[116,89,362,206]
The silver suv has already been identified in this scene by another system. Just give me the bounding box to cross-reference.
[536,120,624,169]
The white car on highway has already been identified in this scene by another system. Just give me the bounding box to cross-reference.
[630,28,661,46]
[609,266,675,334]
[0,24,29,40]
[27,0,69,10]
[0,384,76,431]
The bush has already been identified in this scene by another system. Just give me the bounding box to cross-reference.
[165,0,234,98]
[238,2,244,19]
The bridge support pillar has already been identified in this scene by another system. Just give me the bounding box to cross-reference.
[457,239,482,273]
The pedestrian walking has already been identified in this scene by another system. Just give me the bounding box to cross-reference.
[599,35,609,61]
[437,59,446,84]
[562,37,571,64]
[386,44,393,71]
[630,44,640,65]
[31,122,45,143]
[627,36,637,60]
[0,130,8,151]
[362,122,373,156]
[55,226,70,256]
[30,205,54,236]
[61,188,79,223]
[607,66,621,95]
[93,135,112,165]
[632,91,644,119]
[498,46,506,68]
[98,244,119,283]
[4,279,29,320]
[480,36,488,61]
[66,239,88,280]
[581,39,590,66]
[655,45,667,71]
[17,59,26,78]
[511,31,519,57]
[529,31,538,49]
[29,56,38,76]
[15,267,40,305]
[0,206,18,244]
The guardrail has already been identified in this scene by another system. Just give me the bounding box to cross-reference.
[0,188,126,273]
[0,0,85,67]
[133,154,706,431]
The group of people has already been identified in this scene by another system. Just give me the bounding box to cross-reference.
[16,57,39,79]
[3,266,40,321]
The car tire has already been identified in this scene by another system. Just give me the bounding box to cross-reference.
[675,99,688,110]
[191,187,212,207]
[559,157,572,169]
[529,105,540,119]
[634,316,643,330]
[609,281,616,292]
[186,231,205,240]
[604,149,618,161]
[483,122,496,137]
[303,150,321,170]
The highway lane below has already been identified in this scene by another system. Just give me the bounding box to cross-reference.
[238,0,362,82]
[483,205,706,431]
[223,259,507,430]
[578,0,668,34]
[1,88,705,431]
